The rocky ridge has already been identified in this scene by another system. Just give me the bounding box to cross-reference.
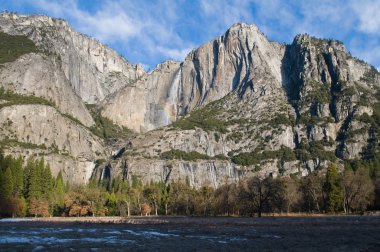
[98,25,380,188]
[0,12,145,104]
[0,13,379,188]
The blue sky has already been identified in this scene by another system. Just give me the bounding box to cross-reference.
[1,0,380,71]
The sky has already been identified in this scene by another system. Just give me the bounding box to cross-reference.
[1,0,380,71]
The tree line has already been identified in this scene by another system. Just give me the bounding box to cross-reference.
[0,151,379,217]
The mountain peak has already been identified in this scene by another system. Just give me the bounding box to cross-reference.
[0,12,144,104]
[228,22,258,30]
[225,22,263,38]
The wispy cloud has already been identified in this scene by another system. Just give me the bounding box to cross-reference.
[33,0,141,41]
[3,0,380,70]
[199,0,253,38]
[156,46,195,62]
[351,0,380,35]
[26,0,195,67]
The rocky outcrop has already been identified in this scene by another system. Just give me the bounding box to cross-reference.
[283,34,379,159]
[0,104,106,184]
[0,53,94,127]
[94,156,311,189]
[97,25,380,187]
[101,23,287,132]
[101,61,181,132]
[0,12,145,103]
[0,105,104,158]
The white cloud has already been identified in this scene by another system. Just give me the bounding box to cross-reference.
[351,0,380,34]
[351,44,380,68]
[156,46,194,61]
[10,0,380,69]
[199,0,253,36]
[27,0,194,68]
[33,0,141,42]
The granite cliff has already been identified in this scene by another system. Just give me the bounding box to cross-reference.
[0,13,379,188]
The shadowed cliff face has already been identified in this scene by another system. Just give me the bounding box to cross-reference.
[282,34,378,160]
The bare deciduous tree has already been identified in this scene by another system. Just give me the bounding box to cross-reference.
[302,173,325,213]
[239,176,284,217]
[342,167,375,213]
[282,177,301,213]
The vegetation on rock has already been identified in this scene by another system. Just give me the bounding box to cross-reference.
[173,102,228,133]
[160,149,211,161]
[231,146,296,166]
[86,104,133,139]
[0,87,55,109]
[0,32,39,64]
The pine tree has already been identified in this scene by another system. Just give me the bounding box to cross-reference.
[11,156,23,196]
[325,164,343,212]
[53,170,65,214]
[0,167,13,200]
[23,158,32,198]
[26,158,41,200]
[41,162,53,200]
[106,191,117,216]
[160,182,172,215]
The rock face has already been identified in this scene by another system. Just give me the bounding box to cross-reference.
[0,13,379,188]
[101,61,181,132]
[0,53,94,127]
[0,105,105,184]
[101,23,286,132]
[0,12,145,103]
[98,24,380,188]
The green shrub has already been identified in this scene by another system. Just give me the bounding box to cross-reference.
[173,104,228,133]
[269,114,293,127]
[308,141,336,161]
[231,146,296,166]
[227,132,243,143]
[0,138,47,150]
[295,149,312,162]
[303,81,330,105]
[87,107,133,139]
[160,149,211,161]
[214,133,220,142]
[360,67,378,83]
[0,87,55,110]
[298,114,323,125]
[214,154,229,160]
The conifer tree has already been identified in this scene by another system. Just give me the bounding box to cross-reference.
[41,162,53,200]
[11,156,23,196]
[325,164,343,212]
[1,167,13,200]
[27,158,41,200]
[106,191,117,216]
[52,170,65,214]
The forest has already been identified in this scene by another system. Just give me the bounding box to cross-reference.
[0,150,379,218]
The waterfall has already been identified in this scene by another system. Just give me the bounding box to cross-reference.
[164,68,182,125]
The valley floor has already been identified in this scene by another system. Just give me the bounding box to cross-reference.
[1,216,380,251]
